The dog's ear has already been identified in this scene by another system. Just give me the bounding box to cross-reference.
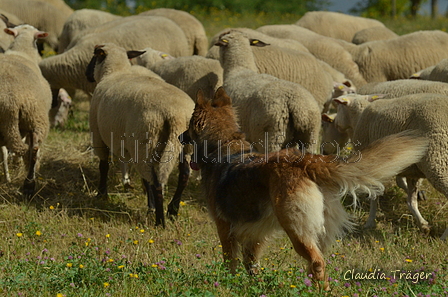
[196,88,208,106]
[212,86,232,107]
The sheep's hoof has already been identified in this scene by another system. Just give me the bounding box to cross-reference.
[22,178,36,199]
[420,224,431,235]
[417,190,426,201]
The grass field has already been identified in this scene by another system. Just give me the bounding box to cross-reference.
[0,10,448,297]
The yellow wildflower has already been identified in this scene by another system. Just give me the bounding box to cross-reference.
[79,264,84,268]
[16,233,23,237]
[118,265,124,269]
[106,234,110,238]
[180,201,186,206]
[140,229,144,233]
[36,231,42,236]
[66,263,73,268]
[379,248,385,252]
[133,240,139,245]
[148,239,154,244]
[49,205,55,210]
[103,282,110,288]
[290,285,296,288]
[405,259,413,263]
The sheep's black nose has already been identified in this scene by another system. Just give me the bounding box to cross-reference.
[178,130,191,145]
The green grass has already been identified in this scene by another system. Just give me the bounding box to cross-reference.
[1,10,448,297]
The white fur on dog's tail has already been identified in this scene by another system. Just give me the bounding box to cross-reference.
[318,130,428,251]
[334,130,428,206]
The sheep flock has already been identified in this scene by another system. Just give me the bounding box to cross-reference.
[0,5,447,248]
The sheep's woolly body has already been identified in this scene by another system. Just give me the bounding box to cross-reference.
[135,49,224,100]
[58,9,121,53]
[89,43,194,226]
[358,79,448,97]
[0,24,51,195]
[218,30,321,153]
[257,24,367,87]
[0,0,71,50]
[352,26,398,44]
[335,94,448,237]
[39,15,190,95]
[139,8,208,56]
[296,11,385,42]
[347,30,448,82]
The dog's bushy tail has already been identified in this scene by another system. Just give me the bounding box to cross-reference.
[333,130,428,206]
[316,130,427,251]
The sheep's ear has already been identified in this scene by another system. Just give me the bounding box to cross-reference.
[367,94,386,102]
[333,96,350,105]
[127,50,146,60]
[35,31,48,39]
[4,28,17,37]
[85,56,97,83]
[249,39,269,47]
[212,86,232,107]
[322,113,336,123]
[196,88,207,106]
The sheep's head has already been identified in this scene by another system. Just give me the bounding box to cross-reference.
[85,44,146,83]
[215,30,270,48]
[4,24,48,40]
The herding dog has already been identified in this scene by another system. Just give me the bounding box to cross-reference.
[179,87,428,290]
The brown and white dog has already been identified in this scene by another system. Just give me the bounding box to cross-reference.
[180,87,427,290]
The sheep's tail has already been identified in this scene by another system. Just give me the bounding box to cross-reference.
[315,130,428,250]
[330,130,428,206]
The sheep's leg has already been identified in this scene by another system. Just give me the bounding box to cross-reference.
[406,178,430,232]
[2,112,27,156]
[97,159,109,197]
[23,132,39,198]
[364,198,379,229]
[148,172,165,227]
[120,162,132,190]
[142,178,155,211]
[215,217,239,273]
[242,239,266,275]
[167,153,190,219]
[396,176,426,201]
[1,146,11,183]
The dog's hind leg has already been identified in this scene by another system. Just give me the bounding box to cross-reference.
[215,217,239,273]
[283,231,329,291]
[242,240,266,275]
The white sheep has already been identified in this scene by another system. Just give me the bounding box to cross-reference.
[139,8,208,56]
[0,0,71,52]
[58,9,121,53]
[351,26,398,44]
[0,24,52,196]
[343,30,448,82]
[86,43,194,227]
[357,79,448,97]
[295,11,386,42]
[39,15,190,98]
[256,24,368,87]
[333,93,448,240]
[216,30,321,153]
[410,58,448,83]
[134,48,224,100]
[207,27,310,59]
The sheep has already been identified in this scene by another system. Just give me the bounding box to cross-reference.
[49,88,72,128]
[0,0,71,52]
[215,30,321,153]
[134,48,224,100]
[410,58,448,83]
[86,43,194,227]
[333,93,448,240]
[29,0,73,18]
[256,24,368,87]
[39,15,190,100]
[58,9,121,53]
[295,11,386,42]
[138,8,208,56]
[351,26,399,44]
[0,24,52,197]
[342,30,448,83]
[207,27,310,59]
[357,79,448,97]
